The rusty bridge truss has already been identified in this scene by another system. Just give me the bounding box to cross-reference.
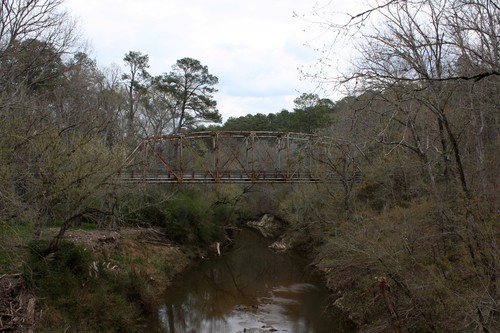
[121,131,358,184]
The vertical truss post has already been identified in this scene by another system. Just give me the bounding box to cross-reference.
[143,141,148,183]
[213,132,220,182]
[307,135,313,177]
[178,135,183,183]
[286,133,290,180]
[277,136,281,170]
[250,132,255,182]
[245,134,249,178]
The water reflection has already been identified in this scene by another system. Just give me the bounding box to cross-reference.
[156,229,355,333]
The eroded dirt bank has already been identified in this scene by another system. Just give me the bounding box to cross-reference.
[0,227,191,333]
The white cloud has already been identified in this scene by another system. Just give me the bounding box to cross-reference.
[65,0,360,122]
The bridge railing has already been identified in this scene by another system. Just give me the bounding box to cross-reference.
[119,169,362,184]
[120,169,318,183]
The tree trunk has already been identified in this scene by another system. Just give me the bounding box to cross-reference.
[441,116,470,198]
[377,276,404,333]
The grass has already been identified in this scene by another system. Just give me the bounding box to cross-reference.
[78,222,98,231]
[0,219,194,332]
[25,240,144,333]
[0,222,34,273]
[17,226,190,332]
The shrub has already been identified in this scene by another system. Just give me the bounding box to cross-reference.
[24,241,145,332]
[163,190,218,244]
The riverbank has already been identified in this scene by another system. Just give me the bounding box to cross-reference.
[7,201,491,333]
[274,199,499,332]
[1,222,352,333]
[0,226,192,333]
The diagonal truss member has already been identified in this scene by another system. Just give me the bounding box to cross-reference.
[121,131,345,183]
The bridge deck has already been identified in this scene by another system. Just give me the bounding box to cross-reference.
[120,170,360,184]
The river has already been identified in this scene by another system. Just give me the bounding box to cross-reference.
[150,228,356,333]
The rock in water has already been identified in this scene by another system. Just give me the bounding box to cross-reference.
[247,214,286,238]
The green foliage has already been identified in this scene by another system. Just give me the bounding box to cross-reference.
[78,222,97,231]
[25,240,148,333]
[153,57,221,133]
[211,203,237,225]
[136,205,167,227]
[26,241,91,290]
[25,132,126,235]
[0,223,33,273]
[163,190,218,244]
[221,93,335,133]
[118,186,239,246]
[0,38,64,97]
[117,185,170,227]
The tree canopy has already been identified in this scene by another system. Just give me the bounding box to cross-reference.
[156,57,221,133]
[220,93,335,133]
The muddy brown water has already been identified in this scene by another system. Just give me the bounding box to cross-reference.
[150,229,356,333]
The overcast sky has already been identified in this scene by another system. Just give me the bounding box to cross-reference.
[64,0,362,122]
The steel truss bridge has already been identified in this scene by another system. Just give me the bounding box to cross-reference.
[121,131,359,184]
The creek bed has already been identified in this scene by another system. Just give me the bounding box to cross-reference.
[150,228,356,333]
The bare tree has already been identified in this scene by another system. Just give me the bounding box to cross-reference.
[137,76,177,137]
[98,64,127,146]
[122,51,150,142]
[0,0,77,96]
[302,0,499,331]
[0,1,129,250]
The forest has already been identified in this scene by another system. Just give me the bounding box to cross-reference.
[0,0,498,332]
